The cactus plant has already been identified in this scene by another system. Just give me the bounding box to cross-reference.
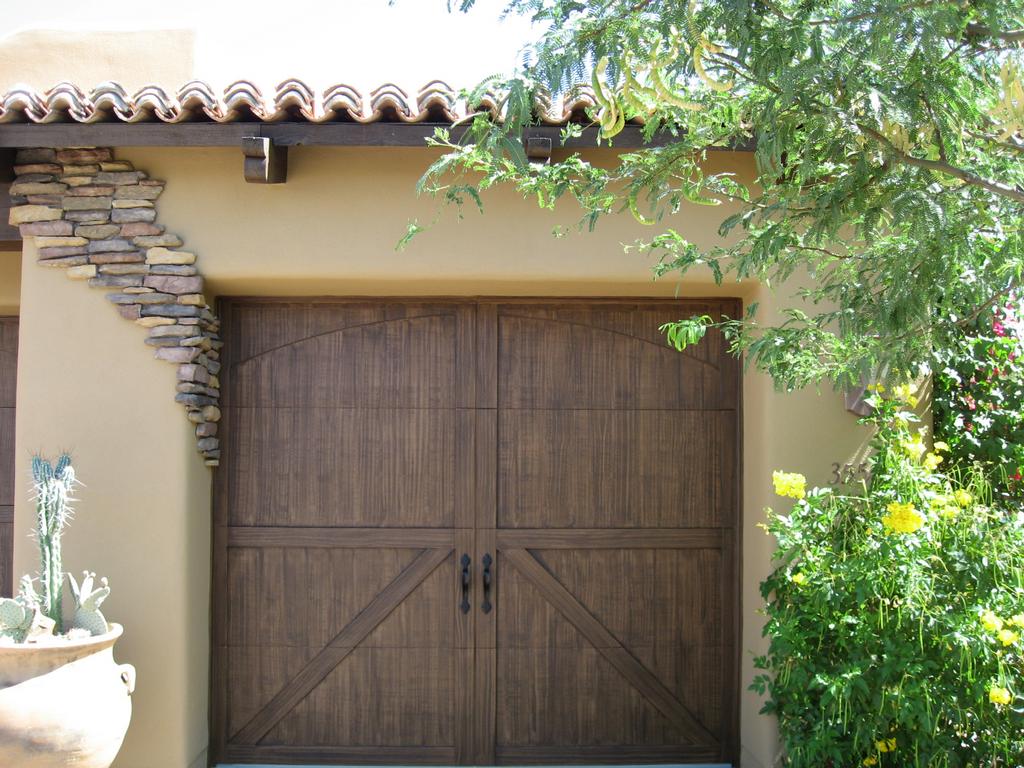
[68,571,110,637]
[3,454,115,643]
[0,576,40,643]
[31,453,76,634]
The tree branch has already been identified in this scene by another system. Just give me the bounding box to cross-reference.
[964,23,1024,44]
[966,129,1024,156]
[957,287,1014,329]
[858,124,1024,204]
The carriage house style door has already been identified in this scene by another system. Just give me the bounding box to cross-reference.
[212,298,741,766]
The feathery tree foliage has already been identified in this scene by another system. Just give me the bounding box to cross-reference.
[416,0,1024,390]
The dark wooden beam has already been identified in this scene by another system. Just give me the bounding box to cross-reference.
[0,121,751,151]
[0,122,250,147]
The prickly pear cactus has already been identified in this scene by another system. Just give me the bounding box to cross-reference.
[0,576,41,643]
[68,571,110,637]
[0,598,33,643]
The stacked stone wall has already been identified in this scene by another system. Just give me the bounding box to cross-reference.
[9,147,221,465]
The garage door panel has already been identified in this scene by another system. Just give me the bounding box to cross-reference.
[227,643,319,738]
[228,406,457,528]
[496,306,736,411]
[498,410,735,529]
[497,550,593,650]
[525,550,722,656]
[0,319,16,407]
[0,408,14,508]
[497,647,690,748]
[226,547,422,649]
[362,558,454,648]
[225,302,461,383]
[227,312,459,410]
[267,647,459,748]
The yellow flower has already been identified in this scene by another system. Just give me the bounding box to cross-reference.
[893,382,919,407]
[933,441,950,452]
[866,383,886,394]
[998,629,1019,646]
[923,452,943,471]
[989,686,1013,706]
[1010,614,1024,628]
[863,757,878,767]
[773,471,807,500]
[875,737,897,753]
[981,611,1004,633]
[790,572,806,585]
[901,433,927,460]
[882,502,925,534]
[953,489,973,507]
[929,494,958,518]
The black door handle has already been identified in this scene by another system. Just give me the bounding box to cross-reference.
[459,554,471,614]
[481,553,493,614]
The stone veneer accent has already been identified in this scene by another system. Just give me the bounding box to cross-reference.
[8,147,222,466]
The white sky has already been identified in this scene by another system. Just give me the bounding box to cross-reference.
[0,0,538,92]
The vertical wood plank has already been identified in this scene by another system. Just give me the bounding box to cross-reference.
[454,529,475,765]
[0,317,18,599]
[455,410,475,531]
[718,527,738,763]
[476,303,497,410]
[475,528,498,765]
[455,303,476,410]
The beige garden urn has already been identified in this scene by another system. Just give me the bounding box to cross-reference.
[0,623,135,767]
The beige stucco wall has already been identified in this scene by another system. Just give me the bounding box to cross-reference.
[0,29,195,93]
[15,238,211,768]
[11,145,871,768]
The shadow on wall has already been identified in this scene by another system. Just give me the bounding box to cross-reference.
[0,29,196,93]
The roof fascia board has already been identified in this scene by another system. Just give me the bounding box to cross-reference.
[0,122,750,151]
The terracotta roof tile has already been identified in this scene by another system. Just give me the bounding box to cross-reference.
[0,79,622,126]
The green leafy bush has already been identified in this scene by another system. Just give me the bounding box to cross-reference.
[935,299,1024,500]
[754,388,1024,767]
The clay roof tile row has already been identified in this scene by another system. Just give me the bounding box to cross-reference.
[0,78,608,125]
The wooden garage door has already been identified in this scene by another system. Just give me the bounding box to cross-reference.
[0,318,15,598]
[213,299,740,766]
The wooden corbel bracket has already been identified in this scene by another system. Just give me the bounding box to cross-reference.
[242,136,288,184]
[525,136,553,165]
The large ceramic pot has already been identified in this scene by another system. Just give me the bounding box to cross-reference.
[0,623,134,768]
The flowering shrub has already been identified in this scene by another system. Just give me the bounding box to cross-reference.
[934,299,1024,499]
[754,387,1024,767]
